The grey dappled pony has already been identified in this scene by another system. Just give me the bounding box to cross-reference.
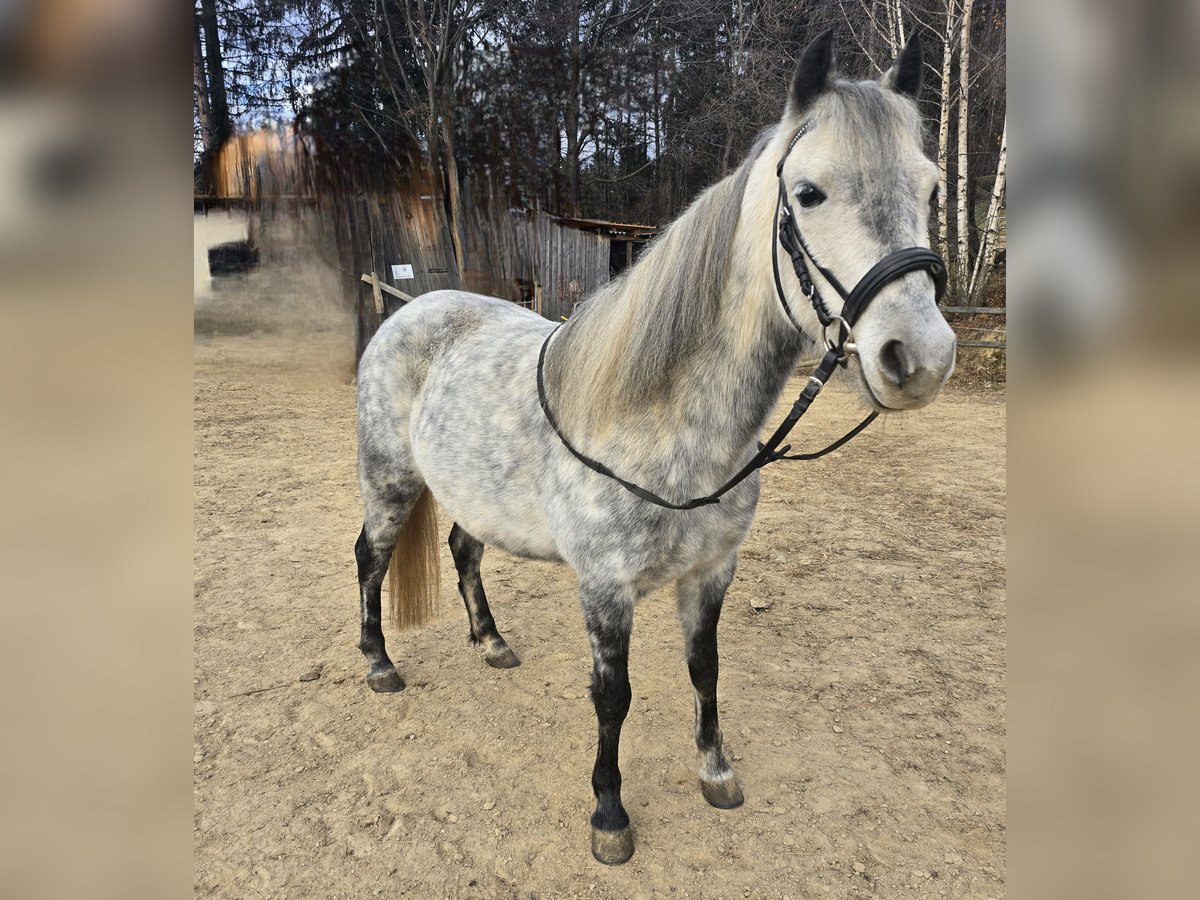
[353,31,956,865]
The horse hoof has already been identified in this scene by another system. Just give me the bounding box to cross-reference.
[485,647,521,669]
[591,827,635,865]
[700,776,744,809]
[366,669,406,693]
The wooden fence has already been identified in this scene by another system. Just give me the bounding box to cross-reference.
[461,201,612,322]
[309,171,624,357]
[206,128,314,202]
[941,306,1006,350]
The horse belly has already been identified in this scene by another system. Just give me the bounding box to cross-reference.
[424,464,560,561]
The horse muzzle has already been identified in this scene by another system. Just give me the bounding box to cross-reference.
[855,296,957,410]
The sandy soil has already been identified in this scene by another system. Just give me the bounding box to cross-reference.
[194,258,1006,899]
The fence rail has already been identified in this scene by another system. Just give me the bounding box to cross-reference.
[939,305,1006,351]
[940,306,1006,317]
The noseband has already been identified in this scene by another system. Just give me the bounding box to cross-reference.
[536,121,948,510]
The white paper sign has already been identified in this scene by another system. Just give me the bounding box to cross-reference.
[391,264,414,280]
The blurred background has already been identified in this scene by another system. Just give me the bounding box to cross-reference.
[1,2,192,900]
[0,0,1196,896]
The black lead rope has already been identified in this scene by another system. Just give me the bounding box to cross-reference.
[537,332,852,510]
[535,121,947,510]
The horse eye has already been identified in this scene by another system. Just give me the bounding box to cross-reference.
[929,187,939,206]
[797,184,826,208]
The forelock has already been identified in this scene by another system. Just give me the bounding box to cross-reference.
[819,79,923,161]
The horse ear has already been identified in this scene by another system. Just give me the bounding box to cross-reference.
[786,30,835,117]
[882,32,923,99]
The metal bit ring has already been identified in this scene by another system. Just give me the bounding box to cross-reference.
[823,315,856,355]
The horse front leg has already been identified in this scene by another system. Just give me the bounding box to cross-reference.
[677,556,744,809]
[581,579,636,864]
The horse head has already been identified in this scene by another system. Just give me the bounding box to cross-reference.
[775,30,957,410]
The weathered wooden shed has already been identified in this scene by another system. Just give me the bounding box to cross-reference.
[462,209,656,322]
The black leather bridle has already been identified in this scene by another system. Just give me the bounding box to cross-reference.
[536,120,948,510]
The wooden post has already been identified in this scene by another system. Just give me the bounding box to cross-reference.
[360,273,416,315]
[366,271,384,315]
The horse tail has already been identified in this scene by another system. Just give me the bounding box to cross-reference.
[387,487,440,630]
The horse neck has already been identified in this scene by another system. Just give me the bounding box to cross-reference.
[677,171,811,471]
[625,160,813,476]
[545,139,813,483]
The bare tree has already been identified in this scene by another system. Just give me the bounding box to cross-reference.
[397,0,488,273]
[935,0,959,259]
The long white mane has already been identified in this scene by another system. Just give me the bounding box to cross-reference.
[543,130,774,434]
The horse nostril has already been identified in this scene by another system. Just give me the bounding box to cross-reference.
[879,339,910,386]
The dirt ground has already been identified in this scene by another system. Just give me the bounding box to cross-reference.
[194,256,1006,899]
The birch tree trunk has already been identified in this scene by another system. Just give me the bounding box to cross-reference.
[564,4,582,216]
[720,0,748,177]
[936,0,958,259]
[652,59,663,219]
[890,0,906,56]
[883,0,899,59]
[968,115,1006,300]
[955,0,975,295]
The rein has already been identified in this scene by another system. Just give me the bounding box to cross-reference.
[536,122,947,510]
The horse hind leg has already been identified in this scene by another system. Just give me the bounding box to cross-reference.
[355,483,433,693]
[448,523,520,669]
